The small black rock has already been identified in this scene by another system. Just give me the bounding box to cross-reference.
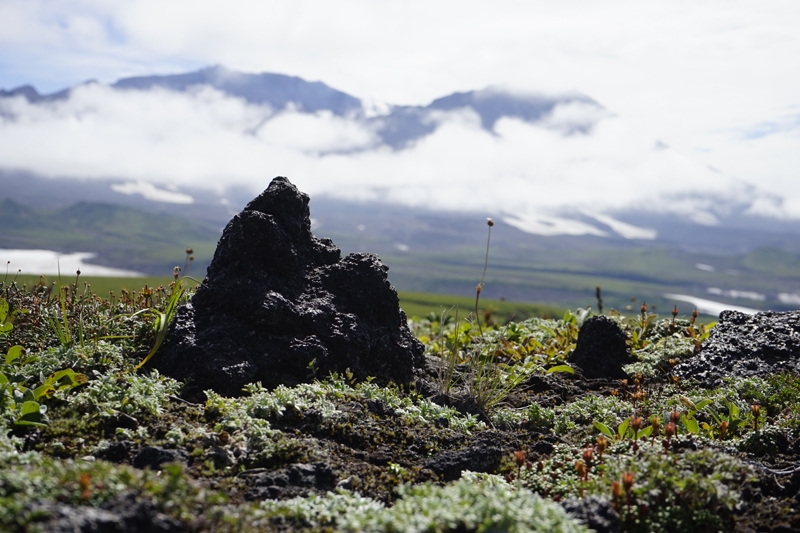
[96,440,135,463]
[568,316,633,379]
[562,495,621,533]
[132,446,186,470]
[423,433,502,481]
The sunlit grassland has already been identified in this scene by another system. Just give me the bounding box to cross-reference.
[397,291,564,321]
[6,275,201,300]
[6,274,563,322]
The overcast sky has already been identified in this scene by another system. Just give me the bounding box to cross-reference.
[2,0,800,222]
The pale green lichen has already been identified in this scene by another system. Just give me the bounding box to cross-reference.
[260,478,590,533]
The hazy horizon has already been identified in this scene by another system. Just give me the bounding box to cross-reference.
[2,2,800,226]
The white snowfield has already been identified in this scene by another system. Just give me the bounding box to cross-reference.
[1,249,144,277]
[663,293,760,317]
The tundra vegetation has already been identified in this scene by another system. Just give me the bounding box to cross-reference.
[0,270,798,532]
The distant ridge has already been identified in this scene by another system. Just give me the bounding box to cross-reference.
[0,66,602,149]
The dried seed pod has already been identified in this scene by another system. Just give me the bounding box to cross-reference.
[513,450,525,468]
[622,471,634,490]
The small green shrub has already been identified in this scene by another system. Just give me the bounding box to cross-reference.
[70,370,180,418]
[0,453,217,529]
[521,445,748,533]
[261,478,590,533]
[554,394,631,435]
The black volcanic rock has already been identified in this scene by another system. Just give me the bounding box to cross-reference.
[153,177,424,398]
[29,492,183,533]
[422,433,503,481]
[674,310,800,388]
[562,496,621,533]
[567,316,633,379]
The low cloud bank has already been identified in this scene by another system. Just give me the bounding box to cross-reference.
[0,84,794,229]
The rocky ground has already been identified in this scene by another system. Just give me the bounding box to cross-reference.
[1,178,798,532]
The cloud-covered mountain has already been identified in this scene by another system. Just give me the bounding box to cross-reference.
[0,65,796,242]
[3,66,800,314]
[1,66,601,151]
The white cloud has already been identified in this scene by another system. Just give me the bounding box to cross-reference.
[255,110,379,153]
[778,293,800,306]
[111,180,194,203]
[0,83,792,229]
[2,1,800,219]
[539,101,611,134]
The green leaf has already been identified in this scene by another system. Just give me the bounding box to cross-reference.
[618,417,631,438]
[546,364,574,374]
[704,406,722,425]
[133,278,187,372]
[729,418,746,434]
[5,345,22,365]
[0,372,8,385]
[0,322,12,334]
[0,298,7,322]
[16,401,48,427]
[51,368,73,384]
[32,383,56,400]
[593,421,614,439]
[20,401,41,416]
[50,368,88,389]
[695,398,714,411]
[726,400,740,419]
[22,388,35,403]
[683,414,700,435]
[638,425,654,438]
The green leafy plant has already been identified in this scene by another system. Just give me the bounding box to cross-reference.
[0,343,88,428]
[132,276,191,371]
[594,416,654,444]
[699,397,747,439]
[0,297,13,341]
[629,302,658,351]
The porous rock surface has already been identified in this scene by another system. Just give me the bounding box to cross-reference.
[567,316,633,379]
[561,496,621,533]
[27,492,183,533]
[674,310,800,388]
[422,432,503,481]
[153,177,424,397]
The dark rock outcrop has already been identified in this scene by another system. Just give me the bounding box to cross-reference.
[422,433,503,481]
[96,440,135,463]
[674,310,800,388]
[153,177,424,397]
[567,316,633,379]
[27,492,184,533]
[133,446,187,470]
[561,496,621,533]
[243,462,337,501]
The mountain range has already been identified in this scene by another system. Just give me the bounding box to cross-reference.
[2,66,800,315]
[1,65,599,150]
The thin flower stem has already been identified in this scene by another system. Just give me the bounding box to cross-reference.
[474,218,493,336]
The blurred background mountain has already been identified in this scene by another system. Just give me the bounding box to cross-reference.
[3,67,800,315]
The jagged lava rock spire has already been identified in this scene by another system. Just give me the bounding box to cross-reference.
[153,177,424,398]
